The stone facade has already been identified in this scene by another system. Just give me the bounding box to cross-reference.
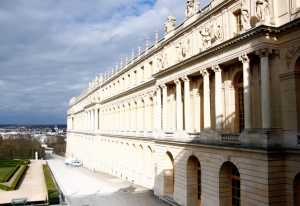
[67,0,300,205]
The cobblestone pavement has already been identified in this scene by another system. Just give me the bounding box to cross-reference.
[47,153,170,206]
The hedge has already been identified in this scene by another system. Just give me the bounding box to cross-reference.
[0,164,28,191]
[1,165,20,182]
[43,164,59,205]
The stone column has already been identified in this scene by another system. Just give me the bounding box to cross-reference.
[256,48,272,133]
[120,105,123,131]
[212,65,223,131]
[95,108,98,131]
[174,79,183,130]
[156,86,162,130]
[239,54,253,132]
[161,84,168,130]
[200,69,211,131]
[182,76,191,131]
[85,111,87,131]
[87,110,90,131]
[130,101,135,131]
[145,95,151,131]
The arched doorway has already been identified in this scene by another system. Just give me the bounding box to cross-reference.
[219,161,241,206]
[235,72,244,133]
[294,173,300,205]
[187,155,201,206]
[164,152,174,198]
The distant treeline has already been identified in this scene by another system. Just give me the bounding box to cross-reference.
[0,138,45,160]
[0,124,67,128]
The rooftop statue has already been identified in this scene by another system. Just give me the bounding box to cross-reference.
[164,14,176,34]
[185,0,200,19]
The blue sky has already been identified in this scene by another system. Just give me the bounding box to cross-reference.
[0,0,210,124]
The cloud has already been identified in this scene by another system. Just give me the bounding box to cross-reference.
[0,0,210,124]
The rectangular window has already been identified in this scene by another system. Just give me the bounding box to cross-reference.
[234,10,242,36]
[134,71,137,85]
[141,66,144,82]
[149,61,153,76]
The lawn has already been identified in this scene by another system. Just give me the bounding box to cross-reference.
[0,167,14,181]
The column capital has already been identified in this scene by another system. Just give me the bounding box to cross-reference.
[256,48,272,58]
[200,69,210,76]
[238,53,250,63]
[181,75,190,82]
[212,65,222,73]
[174,79,181,85]
[156,85,161,91]
[160,84,167,90]
[271,49,280,59]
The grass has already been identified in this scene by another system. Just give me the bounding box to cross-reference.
[43,164,59,205]
[0,160,29,191]
[0,167,14,181]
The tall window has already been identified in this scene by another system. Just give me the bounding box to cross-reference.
[294,173,300,205]
[237,73,244,133]
[231,166,241,206]
[141,66,144,81]
[234,10,242,35]
[149,61,153,76]
[197,161,201,206]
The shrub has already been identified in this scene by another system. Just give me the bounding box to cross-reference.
[43,164,59,205]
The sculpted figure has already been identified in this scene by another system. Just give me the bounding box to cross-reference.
[256,0,270,23]
[241,0,251,30]
[210,20,222,43]
[162,53,169,68]
[175,42,183,61]
[199,26,212,49]
[182,38,191,58]
[185,0,200,19]
[157,52,163,70]
[164,14,176,34]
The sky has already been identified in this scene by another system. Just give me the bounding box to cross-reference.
[0,0,210,125]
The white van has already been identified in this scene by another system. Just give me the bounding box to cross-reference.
[64,158,77,165]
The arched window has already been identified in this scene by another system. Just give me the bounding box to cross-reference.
[197,161,201,206]
[231,166,241,206]
[294,173,300,205]
[236,73,244,133]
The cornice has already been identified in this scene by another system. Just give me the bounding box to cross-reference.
[100,78,156,104]
[280,71,300,81]
[152,22,296,79]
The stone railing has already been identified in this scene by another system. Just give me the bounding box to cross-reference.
[219,133,240,144]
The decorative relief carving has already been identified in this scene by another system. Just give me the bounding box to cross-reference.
[199,26,212,49]
[226,155,231,162]
[199,17,222,50]
[175,37,191,62]
[238,53,250,64]
[285,45,300,68]
[164,14,176,35]
[241,0,251,31]
[256,48,272,57]
[271,49,280,60]
[157,50,168,70]
[256,0,271,23]
[185,0,200,19]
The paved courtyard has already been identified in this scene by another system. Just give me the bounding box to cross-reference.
[47,153,170,206]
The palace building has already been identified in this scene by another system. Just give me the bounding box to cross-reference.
[66,0,300,205]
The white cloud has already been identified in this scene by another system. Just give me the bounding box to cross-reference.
[0,0,210,124]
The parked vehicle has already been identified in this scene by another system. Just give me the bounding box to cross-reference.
[70,161,82,167]
[64,158,77,165]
